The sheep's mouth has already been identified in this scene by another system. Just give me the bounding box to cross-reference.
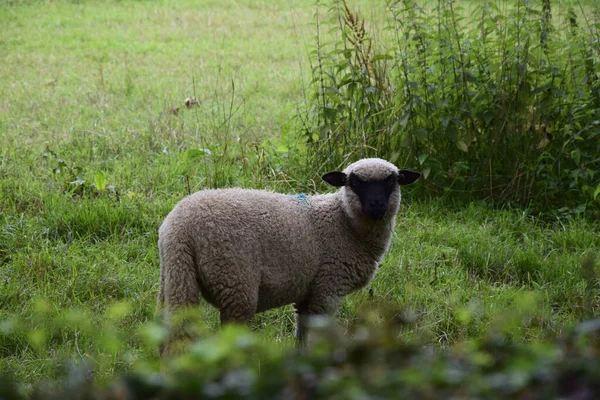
[363,206,388,221]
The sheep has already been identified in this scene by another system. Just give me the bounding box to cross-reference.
[157,158,420,352]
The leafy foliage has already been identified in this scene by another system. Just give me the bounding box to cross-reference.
[302,0,600,215]
[1,313,600,399]
[43,148,118,199]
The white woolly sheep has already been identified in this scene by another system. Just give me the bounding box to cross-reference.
[157,158,420,352]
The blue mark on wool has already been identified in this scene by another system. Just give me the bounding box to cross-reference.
[292,193,309,207]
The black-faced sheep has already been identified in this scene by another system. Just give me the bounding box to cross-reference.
[157,158,420,352]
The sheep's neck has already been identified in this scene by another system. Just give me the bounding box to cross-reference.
[308,192,394,262]
[338,201,395,262]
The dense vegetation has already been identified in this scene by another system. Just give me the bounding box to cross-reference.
[300,0,600,214]
[1,320,600,399]
[0,0,598,397]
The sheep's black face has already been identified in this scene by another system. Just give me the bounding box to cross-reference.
[321,160,420,222]
[348,173,397,221]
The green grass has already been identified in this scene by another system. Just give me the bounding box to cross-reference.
[1,0,599,389]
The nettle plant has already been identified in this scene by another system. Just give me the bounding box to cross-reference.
[303,0,600,215]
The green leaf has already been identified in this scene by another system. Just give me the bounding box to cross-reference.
[94,170,107,191]
[593,184,600,200]
[418,153,428,165]
[139,322,168,348]
[411,128,428,142]
[423,168,431,180]
[372,53,393,61]
[276,141,290,153]
[441,116,452,129]
[571,149,581,165]
[28,329,47,351]
[399,112,411,129]
[446,125,459,142]
[457,140,469,152]
[324,86,340,95]
[323,106,337,121]
[482,111,494,124]
[185,148,211,160]
[107,301,132,321]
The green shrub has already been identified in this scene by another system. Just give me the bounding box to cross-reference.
[1,312,599,399]
[299,0,600,215]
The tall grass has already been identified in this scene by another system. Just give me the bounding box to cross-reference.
[301,0,600,215]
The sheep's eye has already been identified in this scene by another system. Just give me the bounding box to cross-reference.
[349,176,361,189]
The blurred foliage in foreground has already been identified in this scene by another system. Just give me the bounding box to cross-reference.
[1,309,599,400]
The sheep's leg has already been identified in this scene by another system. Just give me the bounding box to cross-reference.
[294,301,310,346]
[156,238,203,357]
[159,264,201,357]
[296,264,351,347]
[164,271,200,311]
[294,293,341,347]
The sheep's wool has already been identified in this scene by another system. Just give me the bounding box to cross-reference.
[343,158,400,181]
[157,158,419,354]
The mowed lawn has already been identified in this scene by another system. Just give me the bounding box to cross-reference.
[1,0,599,386]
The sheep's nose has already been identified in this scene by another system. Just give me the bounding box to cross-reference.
[369,199,384,208]
[365,199,387,220]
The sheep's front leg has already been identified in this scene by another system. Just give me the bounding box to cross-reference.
[294,301,309,345]
[294,294,341,347]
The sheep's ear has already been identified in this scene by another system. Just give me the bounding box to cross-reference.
[397,169,421,185]
[322,171,347,187]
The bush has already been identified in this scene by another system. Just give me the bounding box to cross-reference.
[1,315,600,399]
[299,0,600,215]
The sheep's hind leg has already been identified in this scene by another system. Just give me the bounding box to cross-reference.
[159,254,201,357]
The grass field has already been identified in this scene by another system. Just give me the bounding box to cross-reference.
[1,0,599,389]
